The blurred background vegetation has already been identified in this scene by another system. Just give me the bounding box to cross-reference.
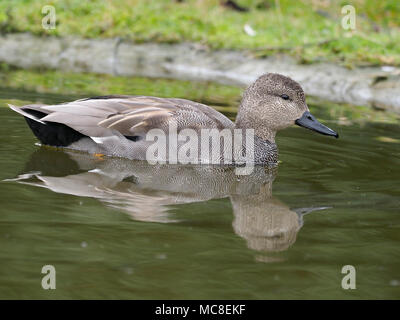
[0,0,399,66]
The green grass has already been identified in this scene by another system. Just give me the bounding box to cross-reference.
[1,65,398,123]
[0,0,399,66]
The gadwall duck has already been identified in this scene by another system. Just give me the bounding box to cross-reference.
[9,73,338,165]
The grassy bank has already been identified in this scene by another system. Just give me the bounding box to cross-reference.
[0,0,399,66]
[1,66,398,124]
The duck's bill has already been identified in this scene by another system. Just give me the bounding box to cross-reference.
[295,111,339,138]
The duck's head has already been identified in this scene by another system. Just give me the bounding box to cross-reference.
[236,73,338,142]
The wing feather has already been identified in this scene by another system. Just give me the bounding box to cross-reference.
[12,95,234,142]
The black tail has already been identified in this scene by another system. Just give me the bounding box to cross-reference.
[23,109,85,147]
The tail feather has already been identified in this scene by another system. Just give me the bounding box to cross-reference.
[8,104,46,124]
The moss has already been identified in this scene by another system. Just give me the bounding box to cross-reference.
[0,0,399,66]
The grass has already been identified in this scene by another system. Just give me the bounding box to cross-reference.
[1,65,398,124]
[0,0,399,66]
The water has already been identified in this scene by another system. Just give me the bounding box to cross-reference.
[0,88,399,299]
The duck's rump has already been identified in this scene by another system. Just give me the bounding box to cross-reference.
[23,109,86,147]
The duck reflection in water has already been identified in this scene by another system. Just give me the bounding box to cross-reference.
[9,148,330,261]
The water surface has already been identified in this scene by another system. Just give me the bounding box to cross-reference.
[0,88,399,299]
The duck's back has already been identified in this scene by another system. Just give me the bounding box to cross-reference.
[9,95,237,161]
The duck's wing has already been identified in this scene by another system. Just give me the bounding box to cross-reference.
[10,95,234,140]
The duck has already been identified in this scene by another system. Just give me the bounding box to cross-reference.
[8,73,338,165]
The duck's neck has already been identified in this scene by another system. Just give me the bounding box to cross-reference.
[235,117,276,144]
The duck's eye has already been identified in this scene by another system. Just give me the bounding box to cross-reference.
[280,94,290,100]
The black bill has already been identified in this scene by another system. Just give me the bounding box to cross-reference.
[295,111,339,138]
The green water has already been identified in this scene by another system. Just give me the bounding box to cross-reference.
[0,88,399,300]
